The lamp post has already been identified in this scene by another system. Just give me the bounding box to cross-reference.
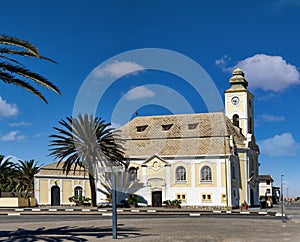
[281,175,285,222]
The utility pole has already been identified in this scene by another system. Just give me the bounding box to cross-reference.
[281,175,285,222]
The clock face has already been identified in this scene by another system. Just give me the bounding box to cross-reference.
[231,96,240,105]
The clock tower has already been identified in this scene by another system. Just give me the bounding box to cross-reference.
[225,68,260,207]
[224,68,254,137]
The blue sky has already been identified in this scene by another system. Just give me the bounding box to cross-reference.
[1,0,300,197]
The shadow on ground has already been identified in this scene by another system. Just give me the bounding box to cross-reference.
[0,224,152,241]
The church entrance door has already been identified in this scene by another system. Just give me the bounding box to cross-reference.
[51,185,60,206]
[152,191,162,207]
[250,189,254,206]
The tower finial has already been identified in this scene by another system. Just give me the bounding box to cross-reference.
[229,68,248,88]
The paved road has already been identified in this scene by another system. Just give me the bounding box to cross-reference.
[0,203,299,241]
[0,215,299,241]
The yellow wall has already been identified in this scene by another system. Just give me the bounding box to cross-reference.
[62,180,72,204]
[195,162,217,187]
[0,197,29,207]
[221,163,226,187]
[239,160,246,202]
[85,181,91,198]
[171,162,191,187]
[40,180,48,204]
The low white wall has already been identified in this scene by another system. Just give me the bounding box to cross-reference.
[0,197,29,207]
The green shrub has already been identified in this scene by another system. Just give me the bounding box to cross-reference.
[68,195,91,205]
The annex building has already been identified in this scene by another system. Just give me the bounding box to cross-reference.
[96,68,260,208]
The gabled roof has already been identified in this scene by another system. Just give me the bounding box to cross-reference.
[142,155,169,165]
[35,161,88,177]
[119,112,246,157]
[258,174,274,182]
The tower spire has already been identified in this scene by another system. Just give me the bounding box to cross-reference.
[229,68,248,88]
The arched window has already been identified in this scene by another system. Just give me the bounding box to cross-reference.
[128,167,138,181]
[176,166,186,181]
[232,165,236,180]
[200,166,212,182]
[233,114,239,127]
[74,186,83,197]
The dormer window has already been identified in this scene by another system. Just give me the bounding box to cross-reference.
[162,124,173,131]
[136,125,148,132]
[188,123,198,130]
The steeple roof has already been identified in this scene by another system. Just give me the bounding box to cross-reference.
[229,68,248,88]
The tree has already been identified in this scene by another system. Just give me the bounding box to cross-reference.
[15,159,40,198]
[49,113,127,207]
[0,155,16,194]
[0,35,61,103]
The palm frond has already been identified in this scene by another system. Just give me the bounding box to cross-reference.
[0,62,61,95]
[0,35,39,56]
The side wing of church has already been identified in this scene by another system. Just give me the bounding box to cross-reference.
[96,68,260,208]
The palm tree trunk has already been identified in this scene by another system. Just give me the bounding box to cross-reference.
[89,173,97,207]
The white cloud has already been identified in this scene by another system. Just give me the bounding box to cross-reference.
[258,132,298,156]
[93,61,144,78]
[0,96,18,118]
[124,86,155,100]
[215,55,232,71]
[259,114,285,122]
[0,131,25,141]
[9,121,31,127]
[233,54,300,92]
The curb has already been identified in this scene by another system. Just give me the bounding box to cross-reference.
[0,207,278,217]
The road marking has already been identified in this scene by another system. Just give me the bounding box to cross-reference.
[65,209,74,212]
[15,209,24,211]
[131,209,140,212]
[8,213,20,216]
[189,213,201,216]
[226,211,232,214]
[98,209,107,212]
[240,211,250,214]
[82,209,90,212]
[213,211,221,213]
[117,209,123,212]
[32,208,41,211]
[49,209,57,212]
[147,210,156,213]
[258,211,267,215]
[102,213,112,216]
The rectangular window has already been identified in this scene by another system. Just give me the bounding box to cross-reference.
[176,193,186,202]
[266,189,271,194]
[266,180,270,185]
[201,193,212,202]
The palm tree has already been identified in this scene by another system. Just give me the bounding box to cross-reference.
[0,155,16,195]
[0,35,61,103]
[15,159,40,198]
[49,113,127,207]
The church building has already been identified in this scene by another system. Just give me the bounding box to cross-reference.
[96,68,260,208]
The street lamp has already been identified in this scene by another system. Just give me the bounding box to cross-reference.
[112,168,117,239]
[281,175,285,222]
